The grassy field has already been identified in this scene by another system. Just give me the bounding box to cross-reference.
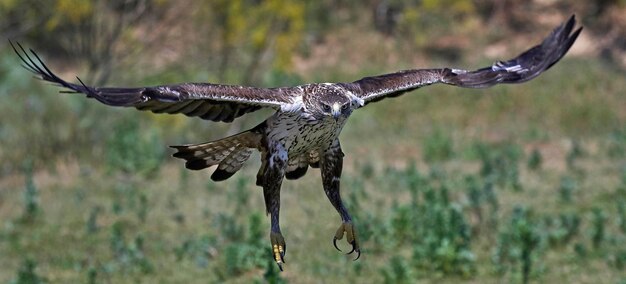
[1,47,626,284]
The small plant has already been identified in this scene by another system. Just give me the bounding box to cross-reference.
[213,213,244,243]
[483,180,500,232]
[21,164,40,223]
[527,148,542,171]
[422,127,454,163]
[108,221,154,274]
[573,242,587,257]
[86,206,102,234]
[492,206,541,284]
[110,221,126,259]
[127,235,155,274]
[566,139,584,171]
[475,142,523,191]
[618,200,626,234]
[541,213,581,247]
[359,159,375,178]
[607,127,626,159]
[174,234,217,267]
[618,167,626,198]
[402,160,425,204]
[611,250,626,270]
[211,212,273,279]
[559,213,581,244]
[464,175,483,224]
[137,192,148,222]
[11,259,46,284]
[386,175,476,277]
[591,207,606,249]
[558,176,577,203]
[381,256,414,284]
[87,266,97,284]
[105,119,165,176]
[483,180,499,211]
[261,258,286,284]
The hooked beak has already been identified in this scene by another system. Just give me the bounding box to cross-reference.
[332,111,341,120]
[331,103,341,120]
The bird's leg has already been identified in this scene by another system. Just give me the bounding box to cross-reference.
[263,145,288,270]
[321,142,360,260]
[267,182,286,271]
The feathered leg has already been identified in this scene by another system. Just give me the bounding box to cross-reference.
[263,142,288,270]
[321,140,360,260]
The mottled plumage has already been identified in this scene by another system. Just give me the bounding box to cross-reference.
[13,15,582,270]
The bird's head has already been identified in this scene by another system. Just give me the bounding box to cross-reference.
[304,83,362,121]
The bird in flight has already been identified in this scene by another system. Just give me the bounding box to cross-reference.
[13,15,581,270]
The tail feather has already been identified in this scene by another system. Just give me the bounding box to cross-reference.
[211,147,253,181]
[171,131,261,181]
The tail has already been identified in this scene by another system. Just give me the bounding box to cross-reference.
[170,130,262,181]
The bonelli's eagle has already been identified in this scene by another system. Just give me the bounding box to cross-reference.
[13,15,581,270]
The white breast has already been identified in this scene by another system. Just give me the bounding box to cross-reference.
[266,112,346,157]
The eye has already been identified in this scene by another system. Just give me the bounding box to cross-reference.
[322,104,332,112]
[341,104,349,110]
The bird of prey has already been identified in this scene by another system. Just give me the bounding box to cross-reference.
[13,15,581,270]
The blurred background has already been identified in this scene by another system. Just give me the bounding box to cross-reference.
[0,0,625,283]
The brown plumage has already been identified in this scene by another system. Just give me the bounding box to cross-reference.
[12,15,582,270]
[171,128,263,180]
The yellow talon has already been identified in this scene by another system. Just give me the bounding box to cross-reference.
[273,244,283,262]
[270,232,286,270]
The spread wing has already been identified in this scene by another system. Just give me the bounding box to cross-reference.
[342,15,582,105]
[11,42,300,123]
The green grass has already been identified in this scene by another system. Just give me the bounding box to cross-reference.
[1,139,625,283]
[1,48,626,283]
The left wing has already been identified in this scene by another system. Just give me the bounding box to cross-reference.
[11,42,300,123]
[341,14,582,105]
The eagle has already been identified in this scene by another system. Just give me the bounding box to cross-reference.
[13,15,581,270]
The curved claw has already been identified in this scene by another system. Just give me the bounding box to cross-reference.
[346,240,358,256]
[281,243,287,261]
[333,238,342,252]
[346,245,355,255]
[334,222,361,260]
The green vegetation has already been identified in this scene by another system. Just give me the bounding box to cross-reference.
[1,1,626,283]
[10,259,47,284]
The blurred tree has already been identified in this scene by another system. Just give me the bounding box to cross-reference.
[473,0,533,31]
[0,1,49,40]
[1,0,171,85]
[194,0,305,85]
[371,0,476,61]
[373,0,401,36]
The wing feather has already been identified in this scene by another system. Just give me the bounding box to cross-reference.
[178,100,205,114]
[186,102,215,117]
[343,15,582,105]
[11,42,300,123]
